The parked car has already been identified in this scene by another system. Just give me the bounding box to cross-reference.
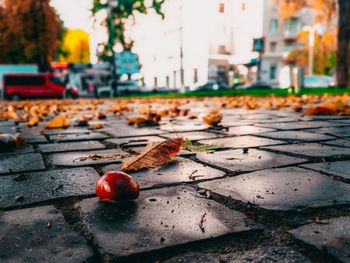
[96,80,140,98]
[304,75,336,88]
[237,81,273,90]
[2,73,78,100]
[189,80,228,91]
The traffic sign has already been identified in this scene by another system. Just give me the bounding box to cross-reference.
[115,51,140,75]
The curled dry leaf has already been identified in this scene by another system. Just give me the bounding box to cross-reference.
[127,113,161,127]
[90,123,105,129]
[203,110,223,126]
[121,138,183,172]
[304,106,338,116]
[26,116,40,127]
[46,116,70,129]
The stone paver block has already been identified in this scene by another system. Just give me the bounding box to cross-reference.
[105,126,164,137]
[199,167,350,211]
[196,149,306,173]
[258,131,334,142]
[49,149,131,167]
[0,145,34,156]
[225,125,276,136]
[301,161,350,180]
[257,121,347,131]
[102,157,226,189]
[0,205,94,262]
[289,216,350,262]
[199,135,285,149]
[25,135,48,144]
[161,131,219,141]
[105,136,164,148]
[160,122,209,132]
[307,126,350,137]
[0,167,100,209]
[0,126,17,134]
[323,139,350,148]
[49,132,108,142]
[38,141,106,154]
[76,186,260,261]
[262,143,350,159]
[164,246,311,263]
[42,128,90,136]
[0,153,45,175]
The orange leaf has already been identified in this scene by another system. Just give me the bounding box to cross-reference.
[90,123,105,129]
[46,116,70,129]
[26,116,40,127]
[304,106,338,116]
[203,110,223,126]
[121,138,183,172]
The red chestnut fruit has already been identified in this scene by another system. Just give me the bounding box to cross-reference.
[96,171,140,202]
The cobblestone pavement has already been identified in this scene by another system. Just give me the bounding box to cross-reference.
[1,99,350,263]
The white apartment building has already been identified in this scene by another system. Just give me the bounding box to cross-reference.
[129,0,263,89]
[260,1,314,85]
[128,0,316,89]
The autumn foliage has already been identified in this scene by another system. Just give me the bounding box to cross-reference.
[0,0,62,68]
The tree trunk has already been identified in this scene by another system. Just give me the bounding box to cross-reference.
[337,0,350,88]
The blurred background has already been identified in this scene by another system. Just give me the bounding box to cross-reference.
[0,0,349,100]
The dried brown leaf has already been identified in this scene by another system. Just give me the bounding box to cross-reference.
[121,138,183,172]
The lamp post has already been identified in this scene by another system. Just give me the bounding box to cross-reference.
[303,23,323,76]
[107,0,118,97]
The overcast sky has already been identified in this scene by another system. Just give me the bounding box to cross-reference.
[51,0,93,31]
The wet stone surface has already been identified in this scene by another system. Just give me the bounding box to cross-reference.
[196,149,306,173]
[199,135,285,149]
[0,205,94,262]
[49,149,131,167]
[0,153,45,175]
[37,141,106,153]
[199,167,350,211]
[289,216,350,262]
[102,157,226,189]
[75,186,260,261]
[0,167,100,209]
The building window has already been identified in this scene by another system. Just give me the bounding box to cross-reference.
[285,17,299,34]
[219,3,225,13]
[270,19,279,33]
[284,39,295,51]
[270,42,277,52]
[270,64,277,80]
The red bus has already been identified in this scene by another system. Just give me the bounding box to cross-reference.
[2,73,78,100]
